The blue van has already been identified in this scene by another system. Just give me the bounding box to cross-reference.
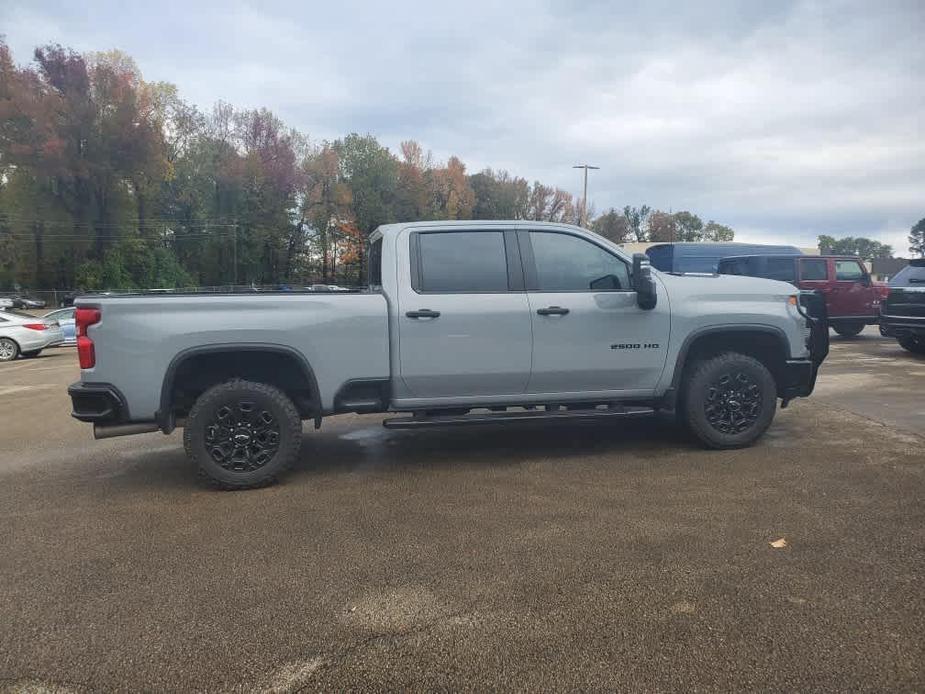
[645,242,803,274]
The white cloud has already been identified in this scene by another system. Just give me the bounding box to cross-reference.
[2,0,923,251]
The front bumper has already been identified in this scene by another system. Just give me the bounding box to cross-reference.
[782,291,830,406]
[781,358,818,404]
[68,382,127,423]
[879,315,925,338]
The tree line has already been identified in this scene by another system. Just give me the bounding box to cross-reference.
[2,41,745,291]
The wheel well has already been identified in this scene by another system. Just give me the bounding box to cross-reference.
[163,348,318,420]
[678,330,789,393]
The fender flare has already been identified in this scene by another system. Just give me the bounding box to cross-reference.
[669,324,792,391]
[156,343,321,432]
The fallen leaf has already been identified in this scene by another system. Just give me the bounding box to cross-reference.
[770,538,788,549]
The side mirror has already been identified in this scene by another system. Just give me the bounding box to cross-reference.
[632,253,657,310]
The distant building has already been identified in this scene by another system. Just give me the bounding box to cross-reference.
[871,257,908,282]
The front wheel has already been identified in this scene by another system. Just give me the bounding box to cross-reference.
[681,352,777,449]
[0,338,19,362]
[832,322,865,337]
[898,335,925,355]
[183,379,303,489]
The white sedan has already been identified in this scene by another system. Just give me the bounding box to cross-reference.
[0,309,66,361]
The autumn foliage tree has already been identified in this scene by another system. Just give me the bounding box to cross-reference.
[0,40,742,293]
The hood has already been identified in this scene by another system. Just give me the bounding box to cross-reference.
[655,270,797,298]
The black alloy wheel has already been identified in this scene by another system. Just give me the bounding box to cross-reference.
[184,379,302,489]
[704,370,763,435]
[204,399,281,472]
[681,352,777,449]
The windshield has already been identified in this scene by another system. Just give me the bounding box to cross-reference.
[889,263,925,286]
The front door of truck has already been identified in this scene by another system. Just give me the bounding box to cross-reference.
[520,229,670,395]
[397,229,533,398]
[830,258,876,318]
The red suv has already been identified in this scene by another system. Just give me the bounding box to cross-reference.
[718,255,888,337]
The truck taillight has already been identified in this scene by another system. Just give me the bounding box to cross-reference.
[76,307,101,369]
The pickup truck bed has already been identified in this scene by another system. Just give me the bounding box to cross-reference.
[71,293,389,426]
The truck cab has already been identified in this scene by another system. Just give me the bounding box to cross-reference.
[718,254,886,337]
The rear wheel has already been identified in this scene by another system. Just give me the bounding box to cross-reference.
[832,322,865,337]
[898,335,925,355]
[183,379,302,489]
[681,352,777,449]
[0,338,19,362]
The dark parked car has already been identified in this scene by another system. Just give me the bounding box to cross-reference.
[879,258,925,354]
[0,295,47,309]
[645,242,802,274]
[718,254,889,337]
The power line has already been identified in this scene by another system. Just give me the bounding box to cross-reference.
[0,216,238,228]
[2,234,237,242]
[1,231,236,239]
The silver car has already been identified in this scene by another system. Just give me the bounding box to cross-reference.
[43,307,77,345]
[0,309,66,361]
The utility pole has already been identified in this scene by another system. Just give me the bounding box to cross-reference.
[573,164,600,227]
[232,222,238,289]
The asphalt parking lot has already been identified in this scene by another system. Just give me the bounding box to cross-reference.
[1,330,923,692]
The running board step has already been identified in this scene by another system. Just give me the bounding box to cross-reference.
[382,406,655,429]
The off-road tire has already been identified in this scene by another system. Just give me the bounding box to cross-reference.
[0,337,19,362]
[183,379,302,490]
[898,335,925,355]
[681,352,777,449]
[832,322,865,337]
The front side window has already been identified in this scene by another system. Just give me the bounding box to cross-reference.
[835,260,865,281]
[417,231,509,292]
[530,232,630,291]
[800,259,828,281]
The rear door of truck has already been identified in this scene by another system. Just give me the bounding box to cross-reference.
[396,228,533,398]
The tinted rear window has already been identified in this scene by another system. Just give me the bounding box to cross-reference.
[417,231,509,292]
[761,258,796,282]
[800,259,828,281]
[368,237,383,287]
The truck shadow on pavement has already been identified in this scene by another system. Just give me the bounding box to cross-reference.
[289,414,689,478]
[104,415,693,492]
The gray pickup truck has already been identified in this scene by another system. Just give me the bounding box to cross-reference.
[69,221,828,488]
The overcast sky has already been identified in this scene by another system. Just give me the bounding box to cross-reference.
[2,0,923,252]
